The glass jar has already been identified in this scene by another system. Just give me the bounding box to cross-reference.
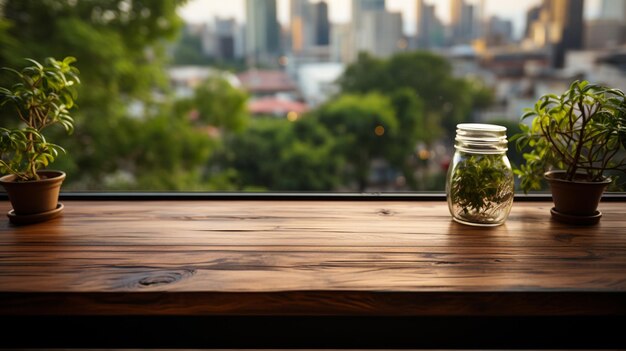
[446,123,514,226]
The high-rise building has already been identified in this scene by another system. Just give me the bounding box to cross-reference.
[450,0,463,29]
[353,0,386,14]
[477,0,486,38]
[290,0,315,53]
[315,1,330,46]
[215,18,237,61]
[245,0,281,67]
[416,0,427,47]
[585,20,625,49]
[349,0,405,59]
[600,0,626,21]
[291,0,330,54]
[545,0,584,68]
[585,0,626,49]
[484,16,513,46]
[450,0,477,45]
[524,5,542,39]
[526,0,584,68]
[359,11,404,58]
[349,0,389,61]
[199,24,216,58]
[331,23,352,62]
[352,0,386,31]
[416,0,445,49]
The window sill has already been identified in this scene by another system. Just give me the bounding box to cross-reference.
[1,198,625,348]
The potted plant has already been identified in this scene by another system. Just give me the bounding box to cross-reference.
[513,80,626,224]
[0,57,80,224]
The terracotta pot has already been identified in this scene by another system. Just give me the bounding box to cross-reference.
[0,170,66,216]
[545,170,611,217]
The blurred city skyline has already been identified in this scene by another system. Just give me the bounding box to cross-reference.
[170,0,624,191]
[178,0,602,38]
[171,0,625,140]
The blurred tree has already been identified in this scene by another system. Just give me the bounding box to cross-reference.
[0,0,228,190]
[212,117,343,191]
[1,0,182,96]
[315,93,398,191]
[0,19,17,66]
[338,51,494,138]
[387,89,425,189]
[336,53,388,95]
[174,76,248,132]
[104,114,215,190]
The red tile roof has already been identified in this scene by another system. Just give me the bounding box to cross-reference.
[249,98,309,115]
[237,70,298,93]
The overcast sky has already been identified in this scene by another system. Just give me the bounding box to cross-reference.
[178,0,601,39]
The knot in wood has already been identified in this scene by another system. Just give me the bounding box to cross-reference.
[378,209,394,216]
[553,232,577,243]
[137,268,196,287]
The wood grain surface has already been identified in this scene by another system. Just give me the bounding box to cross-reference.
[0,200,625,317]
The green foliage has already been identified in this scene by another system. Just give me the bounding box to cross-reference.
[175,76,249,132]
[103,114,215,190]
[0,19,17,65]
[448,153,514,224]
[1,0,182,93]
[338,51,493,138]
[0,0,206,190]
[0,57,79,180]
[386,89,425,189]
[316,93,398,191]
[212,117,342,191]
[389,88,425,145]
[512,80,626,193]
[0,127,63,179]
[338,53,389,95]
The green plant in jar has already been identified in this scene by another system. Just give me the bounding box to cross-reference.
[446,124,514,226]
[448,153,514,224]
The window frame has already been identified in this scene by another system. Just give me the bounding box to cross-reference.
[1,192,623,202]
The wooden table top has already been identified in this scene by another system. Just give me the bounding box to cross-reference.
[1,200,625,317]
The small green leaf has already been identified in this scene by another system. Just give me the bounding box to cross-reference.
[24,58,43,70]
[63,56,77,65]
